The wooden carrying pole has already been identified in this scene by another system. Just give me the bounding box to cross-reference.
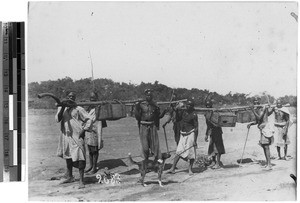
[194,103,290,114]
[37,93,187,107]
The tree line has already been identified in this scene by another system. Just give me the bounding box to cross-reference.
[28,77,297,109]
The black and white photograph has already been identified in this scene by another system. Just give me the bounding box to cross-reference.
[27,1,297,201]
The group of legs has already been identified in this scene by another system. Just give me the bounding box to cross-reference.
[260,130,290,171]
[61,159,86,189]
[61,145,100,189]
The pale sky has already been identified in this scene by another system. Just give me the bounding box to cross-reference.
[28,2,298,98]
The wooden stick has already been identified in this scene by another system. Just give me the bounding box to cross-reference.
[37,92,187,107]
[194,103,290,114]
[239,128,250,165]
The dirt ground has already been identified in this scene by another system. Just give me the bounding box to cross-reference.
[28,109,297,201]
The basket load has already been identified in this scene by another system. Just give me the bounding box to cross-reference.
[209,111,237,127]
[236,110,256,123]
[96,100,126,121]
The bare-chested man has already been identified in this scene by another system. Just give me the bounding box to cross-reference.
[274,99,291,160]
[166,99,198,175]
[247,97,274,170]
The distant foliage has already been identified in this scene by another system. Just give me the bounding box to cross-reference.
[28,77,297,109]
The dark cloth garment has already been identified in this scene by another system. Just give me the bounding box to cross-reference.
[173,121,181,145]
[179,110,198,133]
[87,145,98,154]
[101,120,107,128]
[139,123,161,160]
[205,113,225,156]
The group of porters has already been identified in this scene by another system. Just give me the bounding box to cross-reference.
[37,90,292,188]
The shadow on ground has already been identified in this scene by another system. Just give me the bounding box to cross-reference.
[97,159,127,170]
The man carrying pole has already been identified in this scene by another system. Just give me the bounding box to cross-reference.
[204,99,225,169]
[84,91,107,175]
[273,99,291,160]
[247,97,275,170]
[134,89,165,169]
[166,99,198,175]
[55,91,92,189]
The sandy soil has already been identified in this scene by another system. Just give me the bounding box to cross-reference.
[28,109,297,201]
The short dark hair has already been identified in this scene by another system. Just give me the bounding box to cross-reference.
[187,99,195,107]
[90,91,99,99]
[65,90,77,97]
[144,89,153,95]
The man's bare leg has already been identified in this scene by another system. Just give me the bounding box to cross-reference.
[189,159,194,175]
[85,152,93,173]
[88,151,99,175]
[61,159,75,184]
[260,146,267,167]
[283,145,288,160]
[212,153,222,169]
[264,145,272,170]
[276,146,282,160]
[78,161,86,189]
[166,155,180,174]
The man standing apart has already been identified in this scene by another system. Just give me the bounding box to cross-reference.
[204,99,225,169]
[167,99,198,175]
[85,92,107,174]
[55,91,92,189]
[274,99,291,160]
[247,98,274,170]
[135,89,163,165]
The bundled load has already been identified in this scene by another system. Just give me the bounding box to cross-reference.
[96,100,126,121]
[209,111,237,127]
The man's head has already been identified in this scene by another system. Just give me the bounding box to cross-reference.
[276,99,283,108]
[186,99,195,110]
[205,99,213,108]
[253,97,260,105]
[66,91,77,101]
[176,101,185,110]
[144,89,153,102]
[90,91,98,102]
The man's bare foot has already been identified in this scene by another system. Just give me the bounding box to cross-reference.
[60,176,75,184]
[84,167,93,173]
[166,169,175,174]
[208,162,216,168]
[277,157,283,160]
[212,164,221,170]
[282,156,287,160]
[263,165,272,171]
[87,169,98,175]
[188,170,194,176]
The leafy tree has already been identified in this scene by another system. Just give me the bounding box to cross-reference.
[28,77,297,109]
